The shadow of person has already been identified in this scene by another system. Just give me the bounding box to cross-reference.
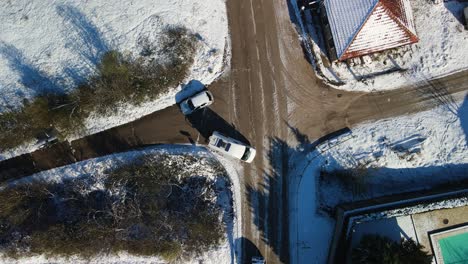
[179,130,195,145]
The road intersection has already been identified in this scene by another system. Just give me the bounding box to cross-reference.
[0,0,467,263]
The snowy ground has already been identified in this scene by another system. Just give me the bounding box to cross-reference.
[293,0,468,92]
[289,92,468,264]
[0,145,240,264]
[0,0,228,157]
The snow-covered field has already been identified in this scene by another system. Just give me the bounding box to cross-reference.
[0,0,228,157]
[294,0,468,92]
[289,92,468,263]
[0,145,239,264]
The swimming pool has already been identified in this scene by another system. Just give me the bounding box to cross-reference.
[439,232,468,264]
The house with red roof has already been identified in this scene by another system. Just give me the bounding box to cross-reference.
[319,0,419,61]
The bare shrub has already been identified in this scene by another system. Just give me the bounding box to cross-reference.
[0,154,225,261]
[320,164,370,196]
[0,25,198,150]
[352,235,431,264]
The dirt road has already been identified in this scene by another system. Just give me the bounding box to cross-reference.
[218,0,468,263]
[1,0,467,263]
[214,0,468,263]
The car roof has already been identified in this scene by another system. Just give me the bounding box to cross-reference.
[190,91,210,107]
[226,142,247,158]
[210,132,247,158]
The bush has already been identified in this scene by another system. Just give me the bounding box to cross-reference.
[0,110,30,150]
[0,93,86,149]
[158,241,182,262]
[0,154,225,261]
[0,25,198,151]
[352,234,432,264]
[320,166,370,196]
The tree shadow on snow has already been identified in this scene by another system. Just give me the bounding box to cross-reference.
[458,94,468,144]
[245,136,290,263]
[318,159,468,212]
[0,5,112,100]
[317,94,468,211]
[444,1,468,25]
[244,124,350,263]
[213,177,236,264]
[56,5,110,67]
[0,42,61,95]
[415,76,461,116]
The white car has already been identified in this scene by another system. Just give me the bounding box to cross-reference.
[180,90,214,115]
[208,131,256,163]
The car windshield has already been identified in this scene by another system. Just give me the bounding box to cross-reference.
[241,148,251,161]
[187,100,195,110]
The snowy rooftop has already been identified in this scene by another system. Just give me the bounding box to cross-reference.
[324,0,418,60]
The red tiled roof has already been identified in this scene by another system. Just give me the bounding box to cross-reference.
[324,0,419,61]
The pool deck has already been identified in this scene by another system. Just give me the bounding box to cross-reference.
[412,205,468,255]
[429,225,468,264]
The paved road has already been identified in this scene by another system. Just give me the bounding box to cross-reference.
[1,0,468,263]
